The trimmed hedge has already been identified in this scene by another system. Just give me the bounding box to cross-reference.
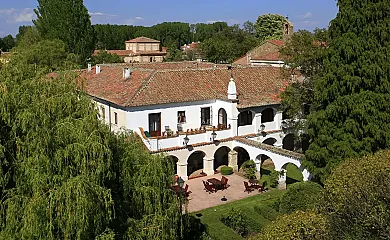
[253,205,279,221]
[221,166,233,175]
[220,208,249,237]
[279,181,323,214]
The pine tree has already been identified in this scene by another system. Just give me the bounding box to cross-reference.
[304,0,390,182]
[34,0,95,64]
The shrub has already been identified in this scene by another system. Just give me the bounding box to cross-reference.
[250,211,329,240]
[322,150,390,240]
[253,205,279,221]
[279,181,323,214]
[241,160,257,179]
[220,166,233,175]
[260,169,280,188]
[220,208,249,237]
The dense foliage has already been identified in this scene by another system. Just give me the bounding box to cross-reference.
[240,160,257,179]
[254,14,288,41]
[91,51,123,65]
[0,59,182,239]
[253,205,279,221]
[304,0,390,182]
[220,166,233,175]
[34,0,95,64]
[0,34,15,52]
[322,150,390,239]
[220,208,249,237]
[279,181,323,214]
[251,211,329,240]
[279,29,329,136]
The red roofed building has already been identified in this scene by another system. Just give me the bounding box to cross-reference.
[94,36,167,63]
[75,61,311,181]
[233,20,293,67]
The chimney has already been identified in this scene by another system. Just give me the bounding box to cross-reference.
[88,63,92,72]
[96,65,101,74]
[228,77,237,100]
[162,47,167,52]
[123,68,131,79]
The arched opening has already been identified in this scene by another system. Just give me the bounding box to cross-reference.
[263,138,277,146]
[218,108,227,128]
[238,110,253,126]
[283,134,295,151]
[166,155,179,175]
[282,162,303,186]
[233,147,250,170]
[256,154,276,188]
[261,108,275,123]
[187,151,205,177]
[214,146,230,171]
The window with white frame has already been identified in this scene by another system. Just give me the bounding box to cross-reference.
[201,107,211,126]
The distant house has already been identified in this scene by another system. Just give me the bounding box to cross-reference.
[93,37,167,63]
[180,42,200,52]
[0,50,10,64]
[233,20,293,67]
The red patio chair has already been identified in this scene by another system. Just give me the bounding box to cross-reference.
[244,181,254,194]
[183,184,192,197]
[221,176,229,190]
[203,180,216,194]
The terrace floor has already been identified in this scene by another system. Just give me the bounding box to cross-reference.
[184,173,266,213]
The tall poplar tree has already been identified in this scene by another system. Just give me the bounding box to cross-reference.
[304,0,390,182]
[34,0,95,64]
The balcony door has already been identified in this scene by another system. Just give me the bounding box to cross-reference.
[149,113,161,137]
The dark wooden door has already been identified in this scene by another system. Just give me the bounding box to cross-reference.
[149,113,161,137]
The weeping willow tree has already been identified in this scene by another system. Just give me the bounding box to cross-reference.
[0,58,182,239]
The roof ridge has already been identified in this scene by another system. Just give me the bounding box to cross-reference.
[128,70,158,106]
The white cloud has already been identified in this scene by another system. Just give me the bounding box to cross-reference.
[0,8,16,15]
[303,12,313,19]
[0,8,35,23]
[14,10,34,23]
[89,12,118,17]
[134,16,144,20]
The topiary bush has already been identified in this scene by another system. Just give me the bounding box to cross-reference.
[279,181,323,214]
[220,166,233,175]
[241,160,257,179]
[220,208,249,237]
[260,169,280,189]
[253,205,280,221]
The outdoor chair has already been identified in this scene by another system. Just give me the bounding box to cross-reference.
[244,181,254,194]
[221,176,229,190]
[203,180,216,194]
[183,184,192,197]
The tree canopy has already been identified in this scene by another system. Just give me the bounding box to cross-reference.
[304,0,390,182]
[34,0,95,64]
[254,14,288,42]
[0,54,183,239]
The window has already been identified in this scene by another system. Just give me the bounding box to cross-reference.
[218,108,227,127]
[100,106,105,119]
[261,108,274,123]
[114,112,118,125]
[201,107,211,126]
[149,57,153,62]
[149,113,161,137]
[178,111,186,123]
[238,110,253,126]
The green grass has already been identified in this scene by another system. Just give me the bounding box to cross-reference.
[192,189,284,240]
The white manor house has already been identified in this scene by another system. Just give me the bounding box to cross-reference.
[79,61,310,181]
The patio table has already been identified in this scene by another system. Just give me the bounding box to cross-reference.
[207,178,222,190]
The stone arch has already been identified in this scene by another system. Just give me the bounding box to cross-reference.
[187,151,205,177]
[166,155,179,175]
[233,146,250,170]
[256,154,275,176]
[261,108,275,123]
[218,108,227,128]
[282,134,295,151]
[263,137,277,146]
[238,110,254,126]
[281,162,304,186]
[214,146,230,171]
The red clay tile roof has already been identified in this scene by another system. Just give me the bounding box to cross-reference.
[267,39,284,46]
[102,61,225,70]
[125,37,160,43]
[251,52,282,61]
[232,54,249,65]
[93,50,134,57]
[79,64,288,109]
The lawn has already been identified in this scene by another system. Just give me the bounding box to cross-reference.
[192,189,284,240]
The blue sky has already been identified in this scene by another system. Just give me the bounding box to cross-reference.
[0,0,338,37]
